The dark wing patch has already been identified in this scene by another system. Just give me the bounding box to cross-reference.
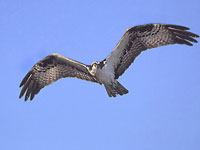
[114,24,199,79]
[19,54,98,101]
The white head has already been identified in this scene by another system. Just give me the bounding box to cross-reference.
[87,61,99,76]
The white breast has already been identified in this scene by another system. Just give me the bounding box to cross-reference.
[95,65,115,84]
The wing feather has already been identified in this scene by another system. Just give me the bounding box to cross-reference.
[19,53,98,101]
[105,24,199,79]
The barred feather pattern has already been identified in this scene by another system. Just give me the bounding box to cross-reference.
[111,24,199,79]
[19,54,98,101]
[19,23,199,100]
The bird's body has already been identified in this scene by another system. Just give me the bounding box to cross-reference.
[19,23,199,100]
[96,63,115,84]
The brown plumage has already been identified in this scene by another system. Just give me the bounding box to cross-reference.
[19,54,98,100]
[19,23,199,100]
[112,24,199,79]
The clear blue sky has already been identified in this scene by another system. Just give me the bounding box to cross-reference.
[0,0,200,150]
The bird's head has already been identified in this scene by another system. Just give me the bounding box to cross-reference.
[87,61,100,76]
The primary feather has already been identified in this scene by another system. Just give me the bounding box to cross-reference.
[19,23,199,100]
[19,54,98,100]
[105,24,199,79]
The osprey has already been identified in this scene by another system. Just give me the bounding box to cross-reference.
[19,23,199,100]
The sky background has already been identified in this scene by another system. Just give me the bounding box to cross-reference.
[0,0,200,150]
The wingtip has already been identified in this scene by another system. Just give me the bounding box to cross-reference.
[166,24,190,30]
[30,93,35,101]
[19,94,22,99]
[195,34,200,38]
[19,83,23,88]
[25,93,30,101]
[166,24,199,46]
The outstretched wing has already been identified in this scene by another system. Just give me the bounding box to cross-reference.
[19,53,98,101]
[105,24,199,79]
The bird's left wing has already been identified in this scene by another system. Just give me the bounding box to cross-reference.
[105,24,199,79]
[19,53,98,101]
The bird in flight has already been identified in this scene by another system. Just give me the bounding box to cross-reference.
[19,23,199,101]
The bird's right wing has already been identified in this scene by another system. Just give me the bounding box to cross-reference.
[19,53,98,101]
[105,24,199,79]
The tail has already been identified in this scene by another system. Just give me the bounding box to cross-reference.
[104,81,129,97]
